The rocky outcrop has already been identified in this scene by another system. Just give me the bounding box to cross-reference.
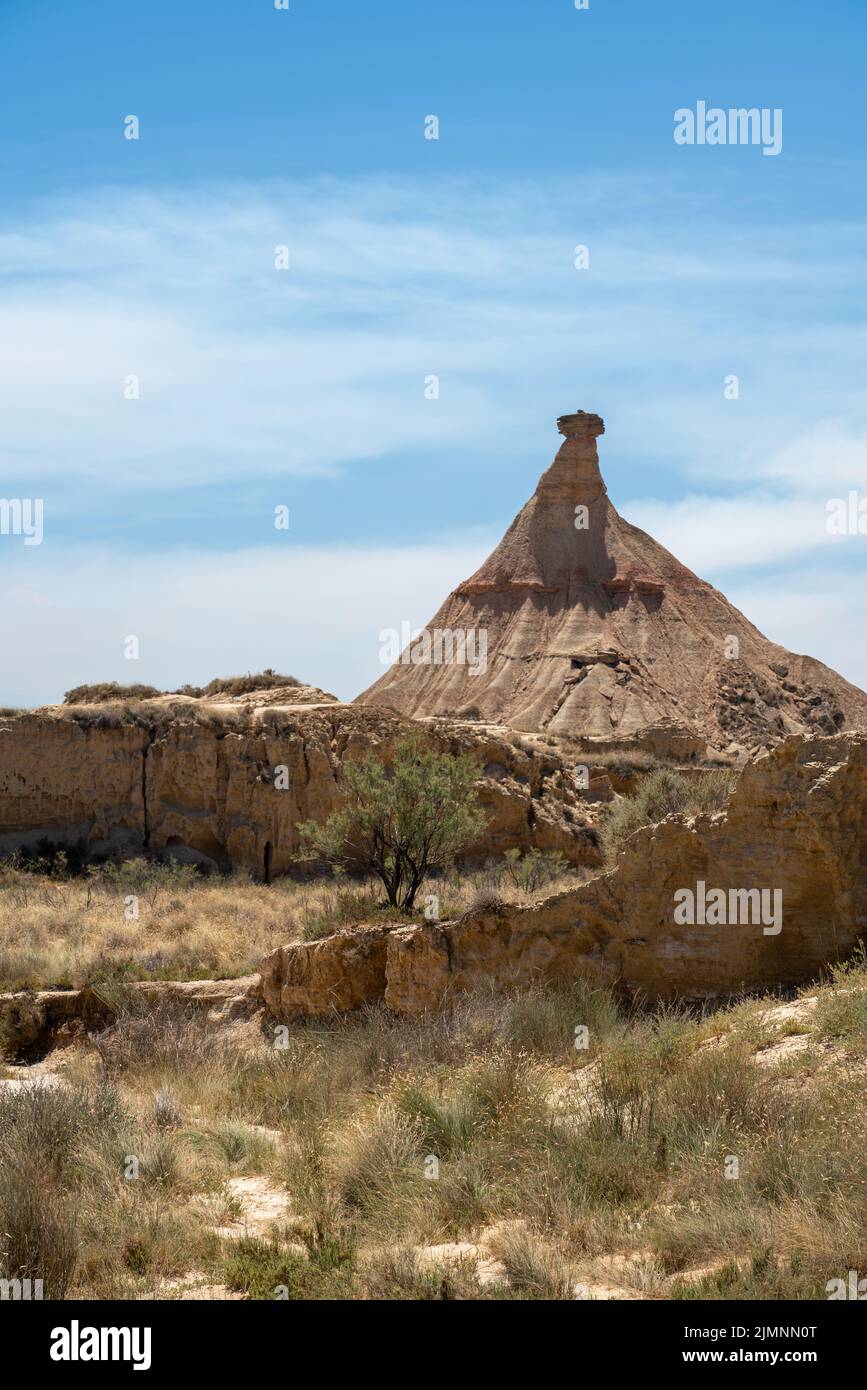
[0,985,115,1060]
[0,697,597,876]
[260,732,867,1017]
[0,977,260,1060]
[259,928,393,1019]
[357,412,867,752]
[0,716,148,860]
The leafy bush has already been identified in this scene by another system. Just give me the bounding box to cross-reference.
[299,736,486,911]
[224,1234,355,1300]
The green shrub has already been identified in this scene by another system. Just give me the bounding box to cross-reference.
[223,1234,354,1300]
[501,848,569,894]
[815,988,867,1047]
[599,768,736,863]
[300,736,486,912]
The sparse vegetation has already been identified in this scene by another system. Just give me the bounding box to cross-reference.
[585,748,657,775]
[0,855,581,992]
[61,672,303,707]
[176,670,302,699]
[0,812,863,1302]
[63,682,164,705]
[57,701,157,729]
[599,767,737,863]
[1,960,864,1300]
[501,848,570,895]
[814,951,867,1050]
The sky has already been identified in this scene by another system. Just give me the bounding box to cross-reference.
[1,0,866,705]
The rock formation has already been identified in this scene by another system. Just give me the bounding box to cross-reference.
[0,978,260,1060]
[260,731,867,1016]
[357,412,867,751]
[0,691,596,875]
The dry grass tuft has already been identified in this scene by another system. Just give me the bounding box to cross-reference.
[1,874,866,1300]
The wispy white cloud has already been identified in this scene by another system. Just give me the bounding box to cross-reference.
[623,490,847,573]
[3,177,867,493]
[0,539,493,707]
[725,569,867,693]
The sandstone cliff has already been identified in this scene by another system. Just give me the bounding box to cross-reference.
[357,412,867,751]
[0,694,596,875]
[260,731,867,1016]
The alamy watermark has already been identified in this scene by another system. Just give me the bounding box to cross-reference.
[674,102,783,157]
[379,622,487,676]
[674,880,782,936]
[0,1277,43,1300]
[827,1271,867,1300]
[826,492,867,535]
[0,497,43,545]
[50,1321,151,1370]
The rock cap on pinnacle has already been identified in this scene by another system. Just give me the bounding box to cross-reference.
[556,410,605,439]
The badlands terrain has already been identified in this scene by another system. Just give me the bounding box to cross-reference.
[1,413,866,1301]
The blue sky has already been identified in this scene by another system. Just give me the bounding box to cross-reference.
[1,0,866,704]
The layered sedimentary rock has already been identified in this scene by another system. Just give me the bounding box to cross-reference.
[260,731,867,1016]
[358,412,867,750]
[0,716,147,859]
[0,694,595,876]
